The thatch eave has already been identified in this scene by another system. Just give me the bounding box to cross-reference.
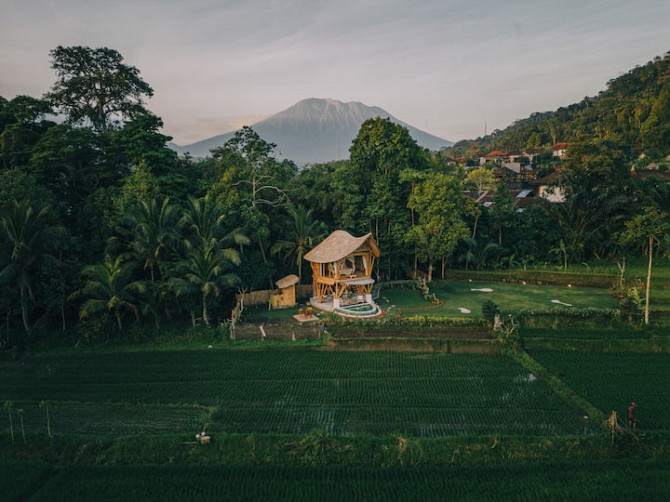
[304,230,380,264]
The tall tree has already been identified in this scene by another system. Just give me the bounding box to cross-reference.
[618,206,670,325]
[488,183,518,246]
[174,196,249,325]
[73,254,139,331]
[172,244,241,327]
[45,46,153,133]
[125,197,180,283]
[0,200,62,332]
[336,118,429,279]
[209,127,293,286]
[271,205,326,282]
[406,172,469,280]
[0,95,54,170]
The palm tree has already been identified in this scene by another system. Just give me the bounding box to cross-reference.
[457,238,501,271]
[271,205,326,282]
[172,196,249,326]
[72,254,139,331]
[0,200,62,332]
[171,244,242,326]
[619,207,670,325]
[126,197,179,283]
[180,196,226,250]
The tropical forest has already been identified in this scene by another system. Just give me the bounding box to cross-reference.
[2,46,670,500]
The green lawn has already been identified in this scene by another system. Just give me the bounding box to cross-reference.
[242,279,620,322]
[381,280,619,318]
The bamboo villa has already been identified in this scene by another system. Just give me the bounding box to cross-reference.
[304,230,382,318]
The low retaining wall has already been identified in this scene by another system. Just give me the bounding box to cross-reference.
[230,322,322,341]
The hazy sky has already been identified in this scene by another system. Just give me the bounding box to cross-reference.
[2,0,669,145]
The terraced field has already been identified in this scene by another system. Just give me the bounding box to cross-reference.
[528,351,670,431]
[0,350,592,438]
[10,460,669,502]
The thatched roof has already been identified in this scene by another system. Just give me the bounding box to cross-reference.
[275,274,299,289]
[304,230,380,264]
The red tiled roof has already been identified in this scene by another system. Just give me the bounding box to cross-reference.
[552,143,568,150]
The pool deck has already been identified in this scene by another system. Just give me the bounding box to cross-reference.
[310,297,382,318]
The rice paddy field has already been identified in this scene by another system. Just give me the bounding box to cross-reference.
[528,351,670,431]
[0,350,591,437]
[3,270,670,500]
[8,460,670,501]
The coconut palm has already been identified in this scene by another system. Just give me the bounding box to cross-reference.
[172,195,249,326]
[125,197,179,283]
[271,205,326,282]
[180,196,226,250]
[171,244,242,326]
[72,254,139,331]
[457,238,501,271]
[0,200,62,332]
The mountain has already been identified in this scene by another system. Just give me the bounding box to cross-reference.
[169,98,453,165]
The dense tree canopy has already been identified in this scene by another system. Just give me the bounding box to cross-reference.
[46,46,153,133]
[2,45,670,344]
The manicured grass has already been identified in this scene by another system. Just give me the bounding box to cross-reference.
[382,280,619,318]
[528,351,670,431]
[0,350,591,437]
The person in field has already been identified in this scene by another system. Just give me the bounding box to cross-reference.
[627,402,637,429]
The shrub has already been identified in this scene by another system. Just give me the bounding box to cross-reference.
[482,300,500,324]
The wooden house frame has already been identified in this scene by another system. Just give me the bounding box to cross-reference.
[304,230,380,309]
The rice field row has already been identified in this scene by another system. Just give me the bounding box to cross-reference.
[528,351,670,431]
[0,350,591,437]
[7,460,668,502]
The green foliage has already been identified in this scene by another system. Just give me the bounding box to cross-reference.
[45,45,153,133]
[0,460,51,501]
[5,45,670,338]
[406,171,469,279]
[482,300,499,323]
[72,254,140,332]
[270,205,327,282]
[444,51,670,158]
[335,118,429,280]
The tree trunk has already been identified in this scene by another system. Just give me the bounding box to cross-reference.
[203,293,210,326]
[20,289,30,333]
[472,214,480,238]
[645,236,652,325]
[115,310,123,331]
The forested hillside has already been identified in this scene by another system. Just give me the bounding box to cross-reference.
[446,51,670,162]
[2,46,670,343]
